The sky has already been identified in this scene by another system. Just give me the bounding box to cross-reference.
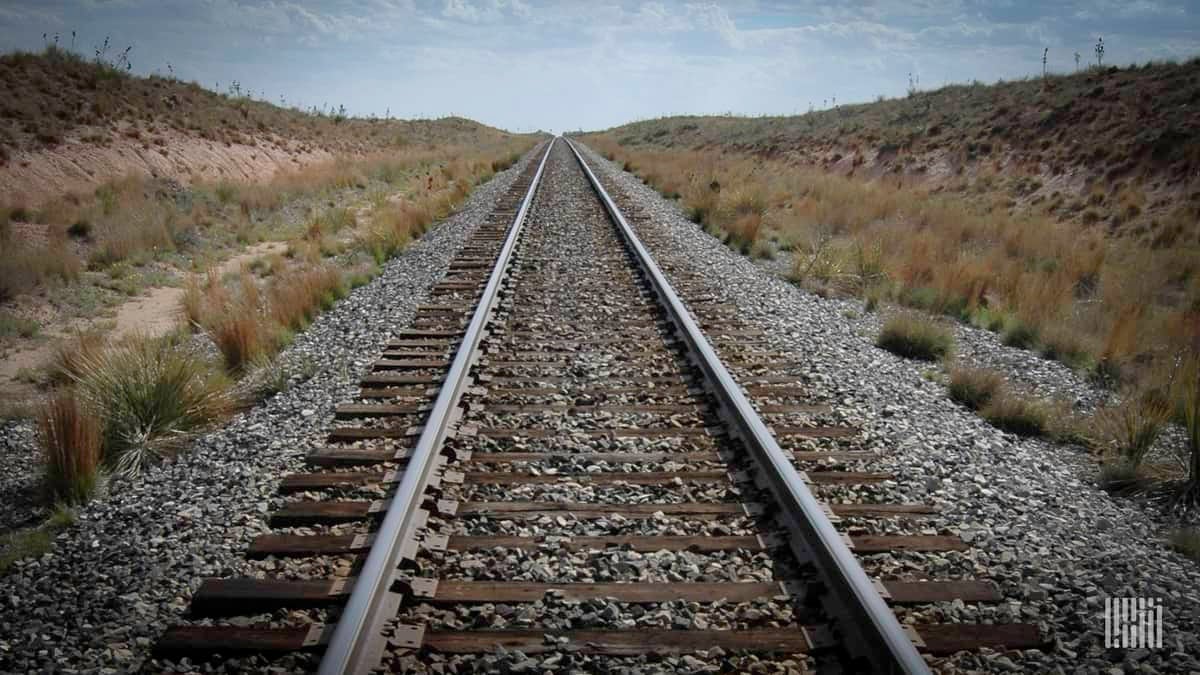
[0,1,1197,134]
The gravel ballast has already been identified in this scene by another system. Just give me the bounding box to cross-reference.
[0,149,539,674]
[576,141,1200,673]
[6,136,1198,674]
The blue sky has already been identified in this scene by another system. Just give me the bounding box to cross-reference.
[0,1,1197,134]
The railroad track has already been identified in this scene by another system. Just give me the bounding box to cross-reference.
[155,138,1045,673]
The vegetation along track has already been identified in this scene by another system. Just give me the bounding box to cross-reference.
[153,138,1047,673]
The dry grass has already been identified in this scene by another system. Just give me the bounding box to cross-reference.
[47,330,107,384]
[1094,393,1172,468]
[268,265,346,332]
[585,127,1199,397]
[584,57,1200,244]
[947,366,1005,411]
[206,308,272,372]
[980,391,1050,437]
[0,47,536,302]
[38,390,101,504]
[0,233,81,301]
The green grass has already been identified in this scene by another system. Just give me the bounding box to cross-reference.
[0,528,52,575]
[0,506,76,575]
[876,314,955,361]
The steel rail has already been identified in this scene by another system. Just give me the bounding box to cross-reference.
[564,137,930,675]
[318,138,556,675]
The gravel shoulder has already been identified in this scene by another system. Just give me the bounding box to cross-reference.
[0,149,538,674]
[576,142,1200,674]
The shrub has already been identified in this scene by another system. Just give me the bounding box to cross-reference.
[948,366,1004,410]
[876,314,954,361]
[38,391,102,504]
[0,240,81,302]
[727,213,762,253]
[69,336,232,475]
[980,392,1049,436]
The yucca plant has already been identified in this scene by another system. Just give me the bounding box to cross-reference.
[69,337,232,476]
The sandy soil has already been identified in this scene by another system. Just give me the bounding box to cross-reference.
[0,240,289,403]
[0,126,333,207]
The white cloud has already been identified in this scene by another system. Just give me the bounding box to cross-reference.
[686,3,743,48]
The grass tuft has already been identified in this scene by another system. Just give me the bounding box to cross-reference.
[268,265,346,331]
[206,308,272,372]
[979,391,1049,436]
[1094,393,1171,468]
[947,366,1004,411]
[38,390,102,504]
[47,331,107,384]
[876,314,954,361]
[69,336,232,476]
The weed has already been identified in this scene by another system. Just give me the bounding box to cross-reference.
[947,366,1005,411]
[180,277,206,330]
[1098,459,1144,493]
[38,390,101,504]
[876,314,955,361]
[1039,325,1094,370]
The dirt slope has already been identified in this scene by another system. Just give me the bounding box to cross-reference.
[592,58,1200,247]
[0,47,511,207]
